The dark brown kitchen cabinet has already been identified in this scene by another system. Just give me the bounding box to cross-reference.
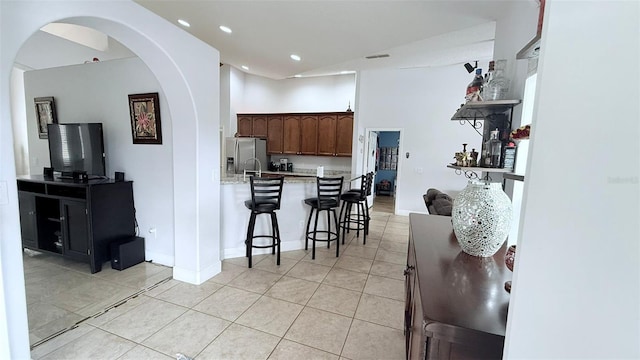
[335,114,353,156]
[299,115,319,155]
[317,115,338,156]
[238,112,352,157]
[267,116,284,154]
[237,115,253,137]
[283,115,319,155]
[17,176,136,273]
[406,214,509,359]
[237,114,268,138]
[283,115,301,155]
[317,113,353,157]
[252,116,268,138]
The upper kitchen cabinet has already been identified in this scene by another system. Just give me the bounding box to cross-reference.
[318,113,353,157]
[252,117,268,138]
[267,116,284,154]
[237,115,252,137]
[236,114,268,138]
[238,111,352,157]
[335,113,354,157]
[317,115,338,156]
[283,115,319,155]
[299,115,319,155]
[283,115,302,155]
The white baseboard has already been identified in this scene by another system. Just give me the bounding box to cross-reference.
[173,261,221,285]
[144,251,174,267]
[222,240,306,260]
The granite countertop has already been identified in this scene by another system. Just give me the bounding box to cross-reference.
[220,170,352,185]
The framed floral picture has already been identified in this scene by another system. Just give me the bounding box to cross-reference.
[128,92,163,144]
[34,97,57,139]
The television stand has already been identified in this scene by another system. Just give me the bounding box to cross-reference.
[16,175,136,273]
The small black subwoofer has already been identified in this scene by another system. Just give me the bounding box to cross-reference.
[110,236,145,271]
[115,171,125,182]
[43,167,54,179]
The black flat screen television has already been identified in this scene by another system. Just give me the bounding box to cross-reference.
[47,123,106,177]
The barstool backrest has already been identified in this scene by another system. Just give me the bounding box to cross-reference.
[317,176,344,206]
[250,176,285,210]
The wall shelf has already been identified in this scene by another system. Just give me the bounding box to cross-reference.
[516,34,541,60]
[451,100,522,121]
[447,164,512,181]
[503,172,525,182]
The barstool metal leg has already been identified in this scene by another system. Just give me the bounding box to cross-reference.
[312,207,320,259]
[332,208,340,257]
[271,212,281,265]
[305,208,314,251]
[247,212,257,268]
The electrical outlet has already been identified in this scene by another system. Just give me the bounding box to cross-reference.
[415,167,423,174]
[148,227,156,234]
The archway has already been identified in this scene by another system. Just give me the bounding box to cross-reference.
[1,2,221,357]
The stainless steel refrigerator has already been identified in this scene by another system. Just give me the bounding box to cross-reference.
[225,137,268,174]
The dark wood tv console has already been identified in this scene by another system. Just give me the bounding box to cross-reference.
[17,175,136,273]
[405,214,511,359]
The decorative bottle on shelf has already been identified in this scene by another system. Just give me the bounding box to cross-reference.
[465,68,484,102]
[483,128,503,168]
[483,60,510,101]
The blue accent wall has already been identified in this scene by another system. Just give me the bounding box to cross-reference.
[375,131,400,193]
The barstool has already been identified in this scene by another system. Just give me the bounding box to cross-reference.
[304,176,344,259]
[339,172,373,245]
[244,176,284,268]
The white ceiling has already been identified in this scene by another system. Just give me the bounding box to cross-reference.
[133,1,517,80]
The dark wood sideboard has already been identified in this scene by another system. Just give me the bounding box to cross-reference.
[405,214,511,359]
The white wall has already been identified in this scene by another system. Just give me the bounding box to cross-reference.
[241,73,355,113]
[356,65,486,215]
[10,67,29,176]
[236,72,356,172]
[1,2,221,357]
[23,57,176,265]
[504,1,640,358]
[15,30,135,71]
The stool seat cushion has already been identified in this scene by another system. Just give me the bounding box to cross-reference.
[304,198,339,209]
[244,199,278,212]
[340,192,363,201]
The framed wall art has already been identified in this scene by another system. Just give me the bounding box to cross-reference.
[34,97,57,139]
[128,92,163,144]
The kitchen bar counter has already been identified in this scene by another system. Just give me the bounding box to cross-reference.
[220,171,351,184]
[220,171,354,259]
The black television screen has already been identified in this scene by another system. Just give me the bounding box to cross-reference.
[47,123,106,177]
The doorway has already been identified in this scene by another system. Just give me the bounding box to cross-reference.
[364,129,402,214]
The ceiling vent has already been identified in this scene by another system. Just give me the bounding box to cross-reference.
[365,54,390,59]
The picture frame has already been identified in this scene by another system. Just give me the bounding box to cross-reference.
[34,97,57,139]
[128,92,163,144]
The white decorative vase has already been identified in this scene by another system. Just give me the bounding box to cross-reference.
[452,180,512,257]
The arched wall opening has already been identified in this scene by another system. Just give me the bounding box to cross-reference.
[1,2,221,358]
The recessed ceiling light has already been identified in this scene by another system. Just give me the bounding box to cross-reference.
[177,19,190,27]
[241,65,249,70]
[294,74,302,78]
[219,25,232,34]
[290,54,301,61]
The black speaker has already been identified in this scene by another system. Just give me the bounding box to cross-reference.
[43,167,54,179]
[110,236,145,271]
[72,170,88,182]
[115,171,125,182]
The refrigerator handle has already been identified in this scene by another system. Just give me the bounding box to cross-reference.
[235,140,240,173]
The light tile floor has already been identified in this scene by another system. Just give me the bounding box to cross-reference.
[27,196,407,359]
